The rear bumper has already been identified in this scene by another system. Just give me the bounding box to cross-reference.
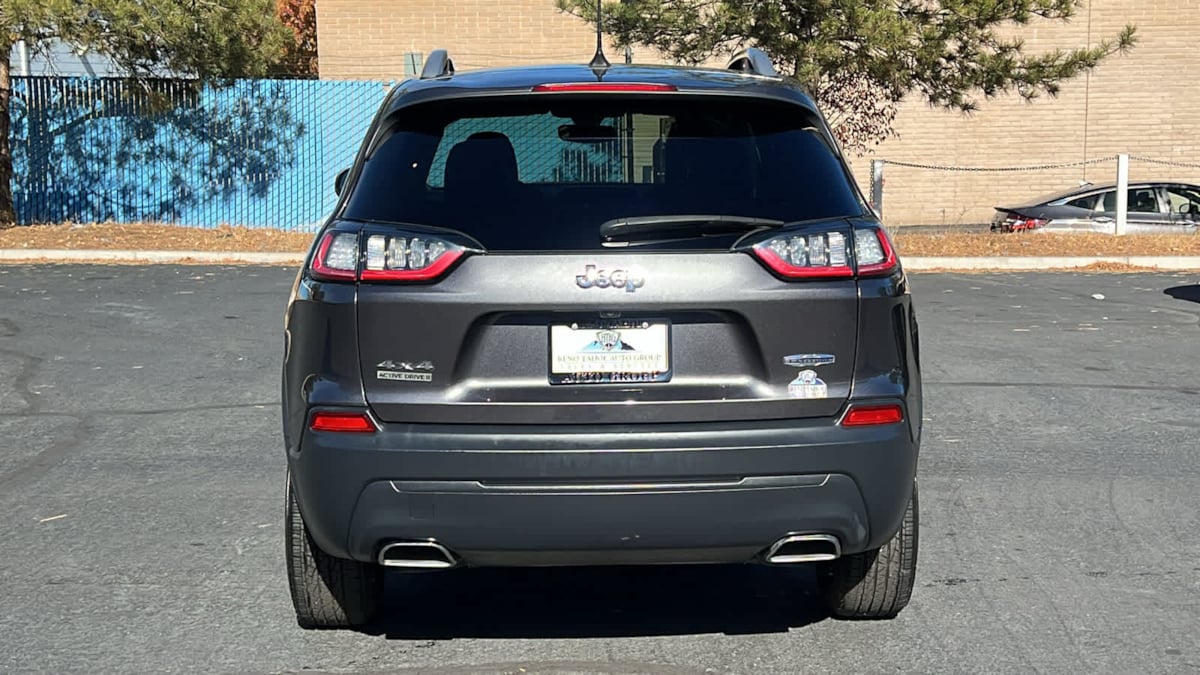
[288,406,918,566]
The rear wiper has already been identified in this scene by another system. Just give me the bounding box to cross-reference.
[599,215,785,247]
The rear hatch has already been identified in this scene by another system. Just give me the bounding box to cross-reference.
[328,91,888,425]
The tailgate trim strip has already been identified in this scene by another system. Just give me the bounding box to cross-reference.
[390,474,830,494]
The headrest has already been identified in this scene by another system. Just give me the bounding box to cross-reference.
[443,132,520,195]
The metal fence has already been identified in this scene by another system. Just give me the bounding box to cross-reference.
[8,77,642,229]
[10,76,392,230]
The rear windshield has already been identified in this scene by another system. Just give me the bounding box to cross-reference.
[342,96,865,250]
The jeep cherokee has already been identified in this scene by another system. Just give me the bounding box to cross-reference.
[281,48,922,628]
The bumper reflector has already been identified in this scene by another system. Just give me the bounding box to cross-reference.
[310,411,377,433]
[841,404,904,427]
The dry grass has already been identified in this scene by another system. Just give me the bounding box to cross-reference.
[0,222,315,252]
[1069,261,1164,273]
[914,262,1169,274]
[890,231,1200,257]
[2,223,1200,259]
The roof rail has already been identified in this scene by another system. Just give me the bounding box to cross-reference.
[726,48,778,77]
[420,49,455,80]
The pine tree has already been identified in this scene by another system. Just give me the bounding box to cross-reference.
[558,0,1136,154]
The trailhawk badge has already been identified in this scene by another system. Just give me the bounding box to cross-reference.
[377,360,434,382]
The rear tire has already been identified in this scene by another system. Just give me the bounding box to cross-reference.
[285,475,382,628]
[822,482,918,619]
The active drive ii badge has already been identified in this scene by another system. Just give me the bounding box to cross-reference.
[377,360,434,382]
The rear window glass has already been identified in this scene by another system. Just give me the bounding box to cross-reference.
[426,113,635,186]
[343,97,865,251]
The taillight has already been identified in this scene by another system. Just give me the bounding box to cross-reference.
[308,231,469,283]
[854,227,898,277]
[751,231,853,279]
[841,404,904,427]
[994,214,1048,232]
[532,82,678,93]
[359,233,466,281]
[310,231,359,281]
[749,227,897,279]
[310,411,377,433]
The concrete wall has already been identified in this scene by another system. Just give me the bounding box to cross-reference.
[316,0,1200,225]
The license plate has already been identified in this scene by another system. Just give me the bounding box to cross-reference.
[549,320,671,384]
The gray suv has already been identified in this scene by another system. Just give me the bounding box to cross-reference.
[282,48,922,628]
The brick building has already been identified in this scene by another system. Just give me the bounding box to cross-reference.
[315,0,1200,226]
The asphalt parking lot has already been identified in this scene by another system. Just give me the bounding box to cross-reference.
[1,265,1198,674]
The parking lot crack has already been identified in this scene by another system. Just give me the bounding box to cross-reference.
[930,381,1200,395]
[85,401,281,417]
[0,347,46,416]
[0,413,90,494]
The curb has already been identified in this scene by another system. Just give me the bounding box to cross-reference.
[0,249,305,264]
[1,249,1200,271]
[903,256,1200,271]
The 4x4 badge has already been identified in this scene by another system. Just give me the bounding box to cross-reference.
[575,264,644,293]
[377,360,434,382]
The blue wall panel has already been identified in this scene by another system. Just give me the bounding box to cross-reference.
[9,77,392,231]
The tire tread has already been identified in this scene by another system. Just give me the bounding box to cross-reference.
[824,483,918,619]
[285,478,381,628]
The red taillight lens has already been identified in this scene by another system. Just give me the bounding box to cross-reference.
[310,411,377,433]
[855,228,899,277]
[308,231,469,283]
[310,231,359,281]
[532,82,678,93]
[751,231,853,279]
[359,233,466,281]
[841,404,905,427]
[996,215,1048,232]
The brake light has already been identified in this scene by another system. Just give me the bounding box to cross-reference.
[751,231,853,278]
[994,213,1048,232]
[310,411,377,433]
[308,231,469,283]
[359,234,466,281]
[841,404,904,427]
[750,227,898,279]
[854,228,899,277]
[532,82,678,93]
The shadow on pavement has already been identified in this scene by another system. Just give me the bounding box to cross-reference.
[362,564,829,639]
[1164,285,1200,304]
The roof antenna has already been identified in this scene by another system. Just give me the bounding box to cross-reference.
[588,0,611,72]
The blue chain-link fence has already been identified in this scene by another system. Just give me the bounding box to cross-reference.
[9,76,392,231]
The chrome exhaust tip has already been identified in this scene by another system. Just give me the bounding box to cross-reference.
[377,540,458,569]
[764,534,842,564]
